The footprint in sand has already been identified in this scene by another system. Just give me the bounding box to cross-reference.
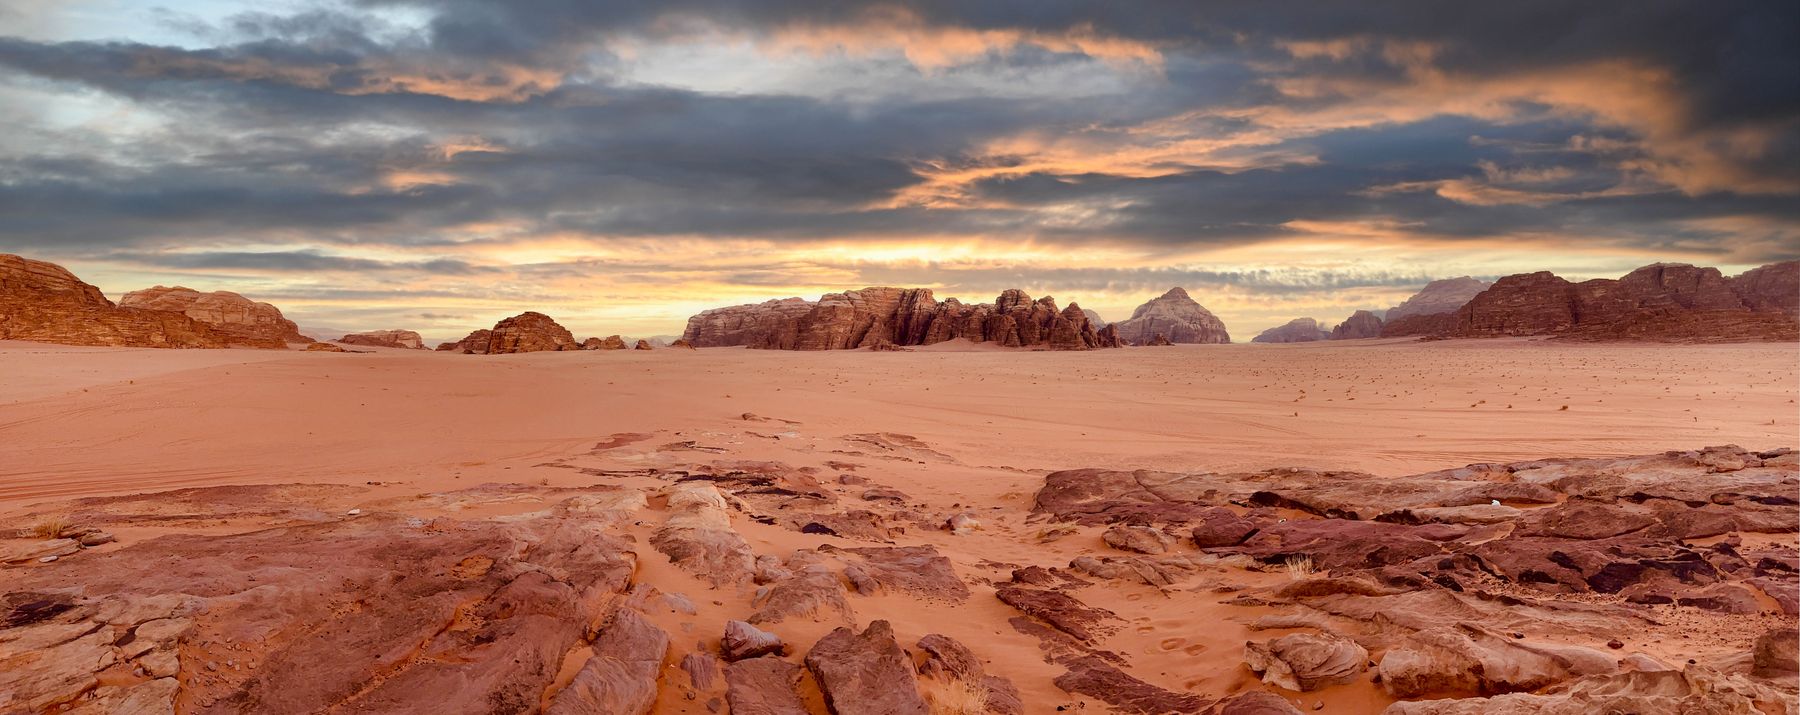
[1158,637,1185,651]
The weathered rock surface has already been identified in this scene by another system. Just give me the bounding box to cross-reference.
[1377,624,1620,697]
[916,633,1024,715]
[436,328,492,353]
[1416,262,1800,342]
[651,483,755,586]
[634,339,653,350]
[1,254,250,349]
[1381,667,1797,714]
[724,656,810,715]
[1103,524,1176,554]
[681,287,1121,350]
[1329,310,1384,340]
[803,620,929,715]
[337,329,425,349]
[120,285,311,346]
[545,608,668,715]
[1110,287,1231,344]
[583,334,628,350]
[1244,631,1369,691]
[721,619,785,661]
[1053,655,1214,714]
[1253,318,1330,343]
[488,311,580,353]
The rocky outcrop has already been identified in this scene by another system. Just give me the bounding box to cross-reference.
[680,287,1120,350]
[488,312,579,353]
[1110,287,1231,344]
[1403,262,1799,342]
[338,330,425,349]
[545,608,667,715]
[437,313,582,353]
[1244,631,1369,691]
[1385,277,1490,322]
[633,339,653,350]
[583,335,628,350]
[1081,308,1108,327]
[119,285,311,346]
[1329,310,1383,339]
[437,329,492,353]
[0,254,247,349]
[803,620,929,715]
[684,298,815,348]
[1251,318,1329,343]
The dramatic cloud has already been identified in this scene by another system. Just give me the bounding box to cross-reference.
[1,0,1794,337]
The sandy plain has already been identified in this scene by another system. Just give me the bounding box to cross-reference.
[0,337,1795,713]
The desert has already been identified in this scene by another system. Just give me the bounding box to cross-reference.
[5,2,1800,713]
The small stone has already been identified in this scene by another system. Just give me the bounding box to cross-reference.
[345,509,362,516]
[1607,639,1624,650]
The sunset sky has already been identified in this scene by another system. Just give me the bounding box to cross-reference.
[2,1,1796,341]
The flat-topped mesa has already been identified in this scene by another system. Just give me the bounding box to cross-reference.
[0,254,252,349]
[681,287,1122,350]
[1412,261,1800,342]
[1329,310,1384,339]
[119,285,311,347]
[339,330,425,349]
[1111,287,1232,344]
[1252,317,1329,343]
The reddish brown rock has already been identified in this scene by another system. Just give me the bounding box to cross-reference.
[995,586,1118,643]
[1111,287,1231,344]
[1052,655,1213,714]
[1377,624,1618,698]
[1437,261,1799,342]
[1143,332,1174,346]
[915,634,1024,715]
[0,254,248,349]
[669,338,696,349]
[119,285,311,346]
[545,608,668,715]
[487,311,579,353]
[803,620,929,715]
[338,330,424,349]
[1383,667,1797,714]
[582,334,627,350]
[1190,508,1260,547]
[680,287,1121,350]
[303,342,349,352]
[436,329,492,353]
[634,339,653,350]
[721,620,785,661]
[1217,691,1304,715]
[1252,318,1329,343]
[1244,631,1369,691]
[1103,524,1176,555]
[1329,310,1384,339]
[724,657,810,715]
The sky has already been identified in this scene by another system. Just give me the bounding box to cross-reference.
[1,1,1797,341]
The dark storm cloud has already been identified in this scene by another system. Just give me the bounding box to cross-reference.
[0,0,1795,264]
[102,251,498,275]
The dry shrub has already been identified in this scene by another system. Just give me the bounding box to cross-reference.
[921,676,988,715]
[1284,554,1316,580]
[31,515,69,540]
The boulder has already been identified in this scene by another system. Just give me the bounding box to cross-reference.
[1052,655,1213,714]
[1103,525,1176,555]
[1244,631,1369,691]
[721,620,785,661]
[803,620,928,715]
[724,657,810,715]
[1190,508,1260,547]
[915,634,1024,715]
[487,311,579,353]
[634,339,653,350]
[338,330,425,349]
[1377,624,1617,698]
[1110,287,1232,344]
[437,329,492,353]
[119,285,311,346]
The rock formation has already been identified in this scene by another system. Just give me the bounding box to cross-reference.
[634,339,653,350]
[119,286,311,346]
[338,330,425,349]
[583,335,628,350]
[681,287,1121,350]
[1328,310,1383,339]
[438,312,582,353]
[437,329,492,353]
[1413,261,1800,342]
[1081,308,1108,327]
[1385,277,1490,322]
[1251,317,1329,343]
[0,254,252,349]
[1110,287,1231,344]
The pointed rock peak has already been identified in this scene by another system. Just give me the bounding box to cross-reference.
[1158,287,1192,301]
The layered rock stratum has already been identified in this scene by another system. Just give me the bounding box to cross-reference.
[1252,317,1329,343]
[119,286,311,346]
[1110,287,1231,344]
[1395,261,1800,342]
[338,330,425,349]
[3,437,1793,714]
[682,287,1121,350]
[0,254,256,349]
[1384,277,1490,323]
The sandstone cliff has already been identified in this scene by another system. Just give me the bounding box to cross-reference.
[1442,262,1799,342]
[339,330,425,349]
[1110,287,1231,344]
[1385,277,1490,322]
[119,286,310,347]
[0,254,251,349]
[682,287,1120,350]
